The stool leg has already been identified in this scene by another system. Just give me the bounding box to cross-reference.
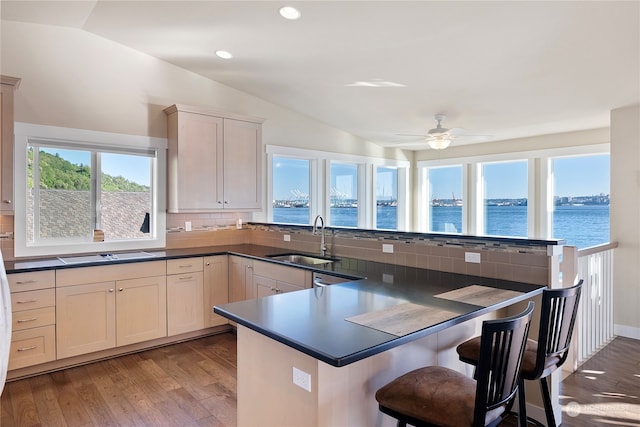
[517,378,528,427]
[540,376,557,427]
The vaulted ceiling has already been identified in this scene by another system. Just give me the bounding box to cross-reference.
[2,1,639,149]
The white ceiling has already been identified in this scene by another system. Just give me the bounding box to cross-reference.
[2,1,639,150]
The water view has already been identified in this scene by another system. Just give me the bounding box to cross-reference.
[273,204,610,249]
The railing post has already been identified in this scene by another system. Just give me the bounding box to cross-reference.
[561,245,580,373]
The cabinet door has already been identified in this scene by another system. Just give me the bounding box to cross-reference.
[167,271,204,336]
[223,119,262,209]
[229,255,254,302]
[255,275,277,298]
[167,110,223,212]
[56,281,116,359]
[204,255,229,327]
[1,78,19,214]
[116,275,167,346]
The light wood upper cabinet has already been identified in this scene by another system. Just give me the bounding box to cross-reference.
[204,255,229,327]
[164,104,264,213]
[1,75,21,214]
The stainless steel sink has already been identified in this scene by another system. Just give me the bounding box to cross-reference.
[268,253,337,266]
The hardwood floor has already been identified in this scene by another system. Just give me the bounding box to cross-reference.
[1,333,638,426]
[1,333,238,427]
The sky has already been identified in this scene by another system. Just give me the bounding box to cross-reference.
[274,154,610,201]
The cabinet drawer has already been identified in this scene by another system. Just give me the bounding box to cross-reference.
[167,257,203,275]
[252,260,307,285]
[56,260,166,287]
[8,325,56,370]
[11,288,55,312]
[8,270,55,292]
[12,306,56,331]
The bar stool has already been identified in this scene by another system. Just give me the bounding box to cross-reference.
[456,281,583,427]
[375,302,534,427]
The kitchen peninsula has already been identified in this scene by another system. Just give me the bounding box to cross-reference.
[214,259,544,427]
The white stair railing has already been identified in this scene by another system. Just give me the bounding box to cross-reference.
[561,243,617,371]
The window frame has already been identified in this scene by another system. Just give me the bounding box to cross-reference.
[417,143,609,241]
[265,145,410,230]
[14,122,167,257]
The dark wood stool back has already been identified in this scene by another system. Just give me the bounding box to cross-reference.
[376,302,534,427]
[457,280,583,427]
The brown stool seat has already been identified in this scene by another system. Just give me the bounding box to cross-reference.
[376,302,535,427]
[375,366,505,427]
[457,338,561,378]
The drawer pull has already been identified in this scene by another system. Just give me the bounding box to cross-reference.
[179,264,193,268]
[179,276,193,280]
[2,199,12,204]
[16,299,37,304]
[15,280,36,285]
[17,345,38,352]
[17,317,38,323]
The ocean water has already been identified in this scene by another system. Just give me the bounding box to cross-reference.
[273,204,610,249]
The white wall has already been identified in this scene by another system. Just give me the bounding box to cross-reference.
[0,20,411,162]
[611,104,640,338]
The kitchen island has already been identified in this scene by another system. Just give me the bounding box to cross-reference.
[215,265,544,427]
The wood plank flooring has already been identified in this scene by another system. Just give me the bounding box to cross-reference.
[1,333,638,426]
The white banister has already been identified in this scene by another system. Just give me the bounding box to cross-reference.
[561,243,617,371]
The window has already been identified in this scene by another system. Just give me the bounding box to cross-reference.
[272,156,311,225]
[426,165,463,233]
[552,154,610,248]
[266,145,409,230]
[482,161,528,237]
[376,166,398,230]
[329,162,360,227]
[15,123,166,257]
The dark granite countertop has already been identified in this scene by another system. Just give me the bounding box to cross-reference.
[5,244,545,368]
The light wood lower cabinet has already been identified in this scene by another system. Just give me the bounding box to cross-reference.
[229,255,254,302]
[204,255,229,327]
[252,259,311,297]
[167,257,204,336]
[56,275,167,359]
[7,270,56,370]
[56,261,168,359]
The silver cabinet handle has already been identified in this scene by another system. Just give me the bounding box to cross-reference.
[15,280,36,285]
[17,345,38,352]
[2,199,11,204]
[179,276,193,280]
[109,289,114,293]
[16,299,37,304]
[205,262,211,266]
[119,288,124,292]
[17,317,38,323]
[179,264,193,268]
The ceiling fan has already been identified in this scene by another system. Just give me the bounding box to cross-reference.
[396,114,485,150]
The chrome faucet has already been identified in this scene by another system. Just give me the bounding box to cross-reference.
[312,215,327,257]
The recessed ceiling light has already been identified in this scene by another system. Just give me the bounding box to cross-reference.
[345,80,406,88]
[215,50,233,59]
[279,6,301,20]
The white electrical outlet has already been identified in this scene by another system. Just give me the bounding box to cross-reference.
[185,221,192,232]
[465,252,481,263]
[293,367,311,392]
[382,244,394,253]
[284,234,291,242]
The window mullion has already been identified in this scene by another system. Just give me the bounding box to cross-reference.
[93,152,100,232]
[32,148,41,243]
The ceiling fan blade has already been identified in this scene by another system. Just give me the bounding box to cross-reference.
[395,133,428,137]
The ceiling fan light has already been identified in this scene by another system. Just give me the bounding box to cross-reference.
[428,138,451,150]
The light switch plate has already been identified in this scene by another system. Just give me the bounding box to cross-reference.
[293,367,311,392]
[382,244,394,253]
[284,234,291,242]
[185,221,192,232]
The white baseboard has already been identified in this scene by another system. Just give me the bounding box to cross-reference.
[614,324,640,340]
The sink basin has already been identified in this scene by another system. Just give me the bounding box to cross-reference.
[268,253,337,266]
[58,251,157,265]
